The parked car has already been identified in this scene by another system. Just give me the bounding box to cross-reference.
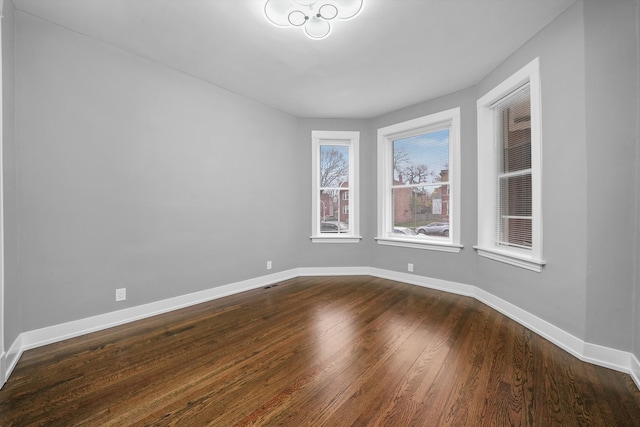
[393,227,418,236]
[416,222,449,236]
[321,221,349,233]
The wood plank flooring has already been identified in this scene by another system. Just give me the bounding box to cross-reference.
[1,276,639,426]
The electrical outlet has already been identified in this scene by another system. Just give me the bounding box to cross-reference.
[267,261,272,270]
[115,288,126,302]
[408,263,414,272]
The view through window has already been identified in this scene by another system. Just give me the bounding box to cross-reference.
[392,129,450,238]
[319,145,350,234]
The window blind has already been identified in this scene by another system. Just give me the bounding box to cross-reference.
[494,84,532,249]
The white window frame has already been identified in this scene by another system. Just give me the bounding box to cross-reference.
[475,57,545,272]
[311,130,361,243]
[376,108,462,253]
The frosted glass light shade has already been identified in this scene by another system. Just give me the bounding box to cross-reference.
[305,15,331,39]
[264,0,364,39]
[318,4,338,20]
[288,10,308,26]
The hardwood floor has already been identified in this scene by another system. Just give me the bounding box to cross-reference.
[1,276,639,426]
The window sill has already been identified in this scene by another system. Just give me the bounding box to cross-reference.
[474,245,546,272]
[311,235,363,244]
[375,237,462,253]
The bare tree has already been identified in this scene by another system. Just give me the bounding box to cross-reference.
[393,147,409,177]
[402,163,433,184]
[320,148,348,188]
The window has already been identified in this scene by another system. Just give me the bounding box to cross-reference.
[376,108,461,252]
[476,58,545,272]
[311,130,361,243]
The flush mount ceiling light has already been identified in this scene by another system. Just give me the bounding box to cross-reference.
[264,0,364,39]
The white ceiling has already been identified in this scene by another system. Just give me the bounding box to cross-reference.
[12,0,575,119]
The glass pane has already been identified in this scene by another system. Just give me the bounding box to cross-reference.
[319,189,349,234]
[503,137,531,173]
[499,174,532,217]
[393,129,449,185]
[498,172,532,247]
[499,217,532,248]
[494,85,533,249]
[392,185,449,237]
[500,93,531,173]
[320,145,349,188]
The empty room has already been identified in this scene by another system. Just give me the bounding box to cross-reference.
[0,0,639,425]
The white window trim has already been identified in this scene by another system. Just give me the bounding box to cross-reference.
[475,57,545,272]
[376,108,462,253]
[311,130,361,243]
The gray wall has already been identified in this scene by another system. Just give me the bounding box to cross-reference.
[3,0,20,346]
[583,0,639,350]
[14,11,300,331]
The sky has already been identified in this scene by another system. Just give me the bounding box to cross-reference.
[393,129,449,182]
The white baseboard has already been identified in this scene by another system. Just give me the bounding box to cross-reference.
[582,342,637,373]
[631,353,640,390]
[2,266,639,392]
[368,268,476,297]
[0,351,5,385]
[4,333,23,383]
[298,266,371,276]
